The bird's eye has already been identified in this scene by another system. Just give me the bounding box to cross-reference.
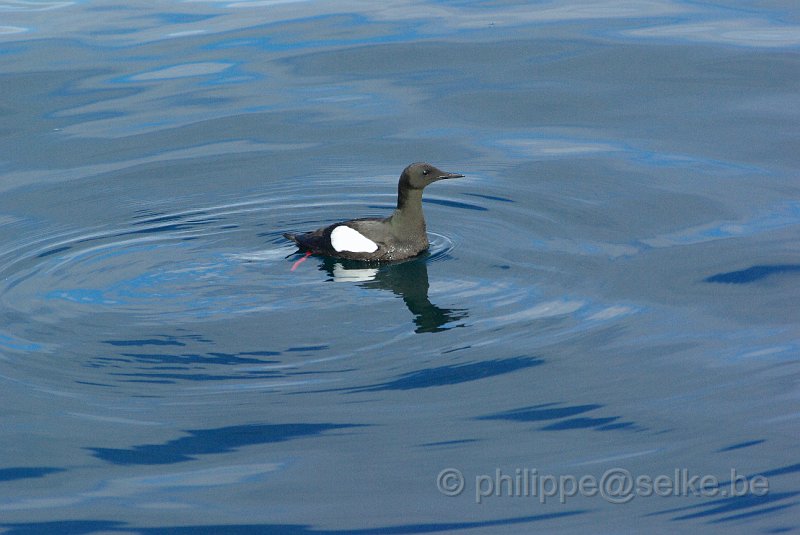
[422,168,429,175]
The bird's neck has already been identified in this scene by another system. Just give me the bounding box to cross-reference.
[391,187,426,237]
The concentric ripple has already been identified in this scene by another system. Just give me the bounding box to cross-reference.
[0,189,470,398]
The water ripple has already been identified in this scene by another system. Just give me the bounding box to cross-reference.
[0,188,477,398]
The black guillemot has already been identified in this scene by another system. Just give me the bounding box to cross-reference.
[284,162,464,262]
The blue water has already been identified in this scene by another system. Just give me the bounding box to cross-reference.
[1,1,799,533]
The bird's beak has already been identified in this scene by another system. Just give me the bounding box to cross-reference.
[437,172,464,180]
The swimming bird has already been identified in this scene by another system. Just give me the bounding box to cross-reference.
[284,162,463,262]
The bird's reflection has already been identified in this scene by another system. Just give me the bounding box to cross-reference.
[318,255,468,333]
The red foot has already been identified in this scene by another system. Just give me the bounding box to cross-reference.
[290,251,313,271]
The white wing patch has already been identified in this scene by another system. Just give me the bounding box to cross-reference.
[330,225,378,253]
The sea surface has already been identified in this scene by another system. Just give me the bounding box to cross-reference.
[1,1,799,533]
